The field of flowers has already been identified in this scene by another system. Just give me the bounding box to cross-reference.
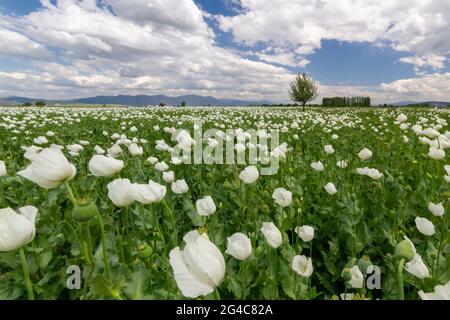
[0,106,449,300]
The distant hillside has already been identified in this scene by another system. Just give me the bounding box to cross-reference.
[0,96,36,104]
[0,94,272,106]
[391,101,450,107]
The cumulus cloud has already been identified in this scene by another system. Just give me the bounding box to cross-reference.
[255,50,310,68]
[0,27,51,59]
[218,0,450,68]
[399,54,447,73]
[0,0,294,101]
[0,0,448,103]
[380,72,450,101]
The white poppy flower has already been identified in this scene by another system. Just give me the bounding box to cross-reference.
[260,222,282,249]
[272,187,292,207]
[18,148,76,189]
[169,231,225,298]
[225,232,252,261]
[0,206,38,252]
[292,255,313,277]
[88,155,124,177]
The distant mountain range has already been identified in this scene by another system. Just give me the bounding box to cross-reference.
[2,95,449,107]
[0,94,273,106]
[391,101,450,107]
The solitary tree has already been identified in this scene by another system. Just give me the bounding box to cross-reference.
[181,101,186,107]
[34,101,46,107]
[288,73,318,111]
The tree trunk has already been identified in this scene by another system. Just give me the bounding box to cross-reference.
[302,102,306,112]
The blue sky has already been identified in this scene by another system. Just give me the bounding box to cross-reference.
[0,0,41,15]
[0,0,449,103]
[193,0,428,87]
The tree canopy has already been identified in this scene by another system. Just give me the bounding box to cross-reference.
[288,73,318,111]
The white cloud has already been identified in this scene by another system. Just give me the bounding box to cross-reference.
[0,71,27,80]
[0,0,296,101]
[0,0,448,104]
[102,0,209,33]
[256,51,310,67]
[399,54,447,72]
[0,27,50,59]
[380,72,450,101]
[218,0,450,67]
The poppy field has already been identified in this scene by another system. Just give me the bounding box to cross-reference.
[0,106,449,300]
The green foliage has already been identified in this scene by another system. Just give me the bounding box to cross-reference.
[34,101,46,107]
[288,73,318,111]
[322,96,371,108]
[0,106,448,300]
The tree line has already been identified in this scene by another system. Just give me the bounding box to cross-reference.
[322,96,371,107]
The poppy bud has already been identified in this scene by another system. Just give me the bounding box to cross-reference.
[72,200,98,223]
[255,246,263,257]
[261,204,270,215]
[138,243,153,259]
[342,268,352,281]
[358,256,372,274]
[395,240,414,262]
[223,181,234,189]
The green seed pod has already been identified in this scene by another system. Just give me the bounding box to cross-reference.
[255,246,263,257]
[395,240,414,262]
[342,268,352,281]
[138,243,153,259]
[355,241,363,254]
[72,200,98,223]
[55,233,65,246]
[223,181,234,190]
[358,256,372,274]
[261,204,270,215]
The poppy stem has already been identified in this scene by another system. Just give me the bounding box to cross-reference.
[0,179,4,207]
[64,182,78,205]
[397,258,405,300]
[213,289,221,300]
[95,210,111,281]
[84,225,95,265]
[434,233,444,278]
[162,199,177,245]
[151,205,169,276]
[19,247,34,300]
[242,260,246,300]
